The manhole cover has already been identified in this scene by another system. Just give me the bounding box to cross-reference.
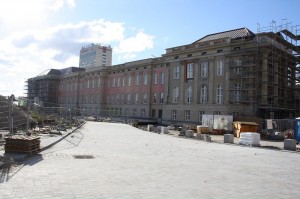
[73,155,94,159]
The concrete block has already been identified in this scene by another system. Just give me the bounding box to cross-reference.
[284,139,297,151]
[224,134,234,144]
[161,127,169,134]
[147,125,153,132]
[202,134,211,142]
[185,130,194,138]
[196,133,202,140]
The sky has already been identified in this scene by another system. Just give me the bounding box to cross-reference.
[0,0,299,97]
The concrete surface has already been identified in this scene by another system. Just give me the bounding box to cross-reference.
[0,122,300,199]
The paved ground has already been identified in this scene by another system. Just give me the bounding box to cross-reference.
[0,122,300,199]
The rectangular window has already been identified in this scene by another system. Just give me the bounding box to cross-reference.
[112,78,116,87]
[98,78,101,87]
[128,75,131,86]
[234,83,241,103]
[153,93,157,104]
[200,85,208,103]
[122,77,125,87]
[198,111,205,123]
[127,94,131,104]
[171,110,177,120]
[152,109,156,118]
[87,80,90,88]
[173,87,179,103]
[117,78,120,87]
[116,94,120,104]
[160,92,164,104]
[216,84,223,104]
[185,110,191,121]
[144,73,148,85]
[160,72,165,84]
[201,61,208,77]
[135,93,139,104]
[133,108,137,116]
[143,93,147,104]
[141,109,146,117]
[187,86,192,103]
[216,60,224,76]
[187,63,194,79]
[153,73,158,84]
[174,66,180,79]
[136,73,140,85]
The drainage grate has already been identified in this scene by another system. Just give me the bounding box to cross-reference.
[73,155,94,159]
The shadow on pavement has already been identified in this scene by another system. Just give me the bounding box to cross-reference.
[0,154,43,183]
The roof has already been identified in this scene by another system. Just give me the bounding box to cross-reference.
[193,28,255,43]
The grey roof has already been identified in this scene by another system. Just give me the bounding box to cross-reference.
[194,28,255,43]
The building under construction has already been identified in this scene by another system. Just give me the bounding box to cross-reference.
[27,20,300,123]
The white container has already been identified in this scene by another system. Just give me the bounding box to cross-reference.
[161,127,169,134]
[185,130,194,138]
[239,132,260,146]
[147,125,153,132]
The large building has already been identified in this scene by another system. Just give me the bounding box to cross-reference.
[79,43,112,69]
[28,23,300,123]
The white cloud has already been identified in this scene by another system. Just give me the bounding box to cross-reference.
[50,0,76,11]
[116,32,154,53]
[0,19,155,96]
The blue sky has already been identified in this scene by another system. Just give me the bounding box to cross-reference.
[0,0,299,96]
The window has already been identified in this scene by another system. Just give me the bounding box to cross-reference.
[133,108,137,116]
[234,83,241,103]
[187,86,192,103]
[141,109,146,117]
[185,110,191,121]
[217,49,223,53]
[122,77,125,87]
[216,84,223,104]
[121,94,125,104]
[116,94,120,104]
[92,79,95,88]
[153,93,157,104]
[160,92,164,104]
[117,78,120,87]
[136,73,140,85]
[135,93,139,104]
[200,61,208,78]
[198,111,205,123]
[127,94,131,104]
[214,111,221,115]
[87,80,90,88]
[216,60,224,76]
[234,67,242,74]
[160,72,165,84]
[107,79,110,88]
[200,85,208,103]
[143,93,147,104]
[125,108,129,116]
[153,73,158,84]
[152,109,156,118]
[144,73,148,85]
[174,66,180,79]
[171,110,177,120]
[98,78,101,87]
[173,87,179,103]
[112,78,115,87]
[187,63,194,79]
[128,75,131,86]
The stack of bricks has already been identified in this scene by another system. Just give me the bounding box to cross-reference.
[5,135,40,154]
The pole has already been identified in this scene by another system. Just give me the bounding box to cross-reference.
[26,101,31,134]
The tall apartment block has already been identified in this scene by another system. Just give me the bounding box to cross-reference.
[27,21,300,123]
[79,43,112,69]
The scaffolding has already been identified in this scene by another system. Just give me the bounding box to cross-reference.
[256,19,300,118]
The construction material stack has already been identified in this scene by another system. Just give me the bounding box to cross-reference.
[5,135,40,153]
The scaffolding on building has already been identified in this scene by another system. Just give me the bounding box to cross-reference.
[256,19,300,118]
